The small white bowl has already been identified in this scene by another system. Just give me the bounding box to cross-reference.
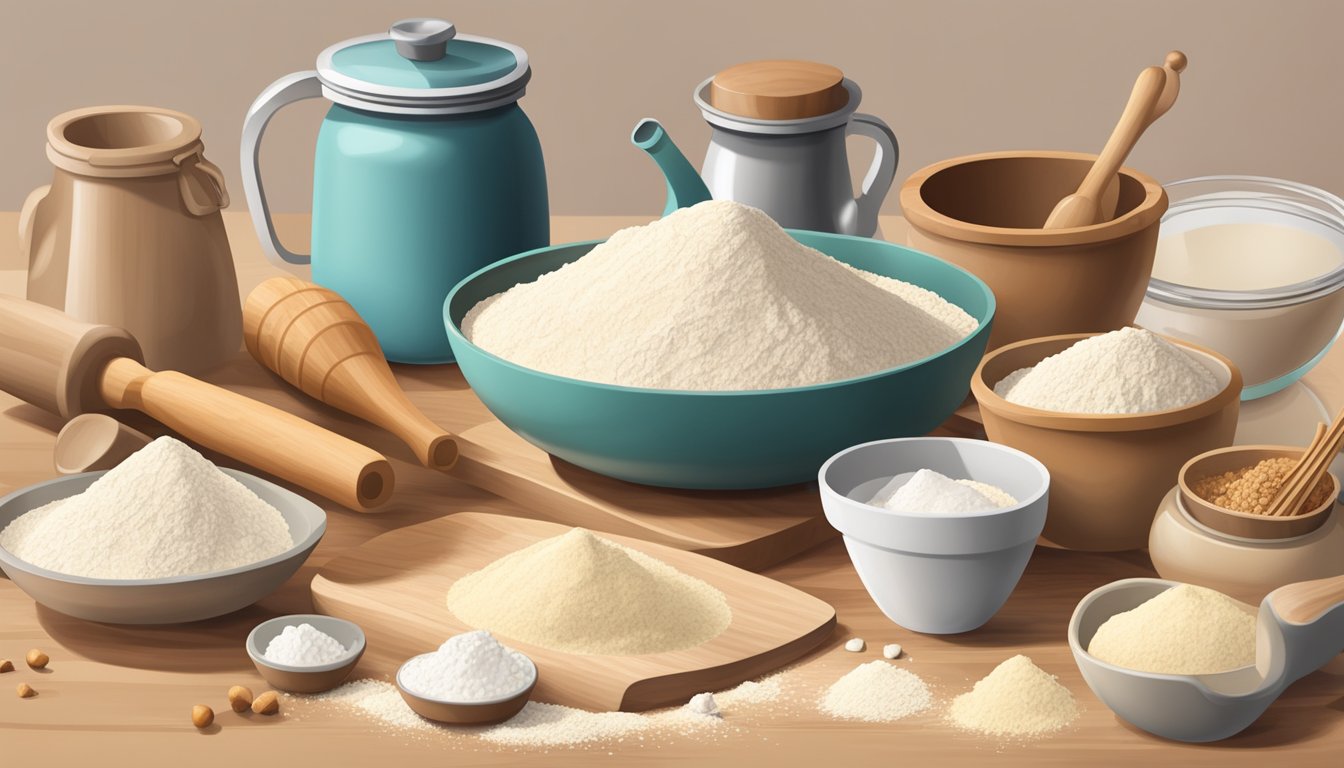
[819,437,1049,634]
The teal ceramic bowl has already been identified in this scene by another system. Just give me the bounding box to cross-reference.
[444,231,995,489]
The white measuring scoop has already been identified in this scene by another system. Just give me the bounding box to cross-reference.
[1068,575,1344,742]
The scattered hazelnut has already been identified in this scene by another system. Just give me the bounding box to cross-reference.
[192,704,214,728]
[227,685,254,713]
[251,690,280,716]
[16,683,36,698]
[0,659,13,673]
[26,649,49,670]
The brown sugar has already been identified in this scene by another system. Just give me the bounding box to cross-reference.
[1193,457,1334,516]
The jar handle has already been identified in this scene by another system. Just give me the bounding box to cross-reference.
[174,149,230,217]
[18,184,51,265]
[241,71,323,268]
[842,113,900,237]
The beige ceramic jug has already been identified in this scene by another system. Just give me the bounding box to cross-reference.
[20,105,241,374]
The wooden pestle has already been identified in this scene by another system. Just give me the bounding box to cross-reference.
[0,294,394,511]
[242,277,459,471]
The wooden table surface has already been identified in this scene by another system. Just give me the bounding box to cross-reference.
[2,212,1341,766]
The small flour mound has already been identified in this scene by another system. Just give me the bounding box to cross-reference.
[0,436,292,579]
[463,200,977,391]
[446,528,731,656]
[948,655,1078,738]
[399,631,534,702]
[265,624,349,666]
[820,660,933,722]
[869,468,1015,514]
[993,327,1220,414]
[1087,584,1257,674]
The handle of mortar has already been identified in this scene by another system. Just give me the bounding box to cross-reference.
[18,185,50,266]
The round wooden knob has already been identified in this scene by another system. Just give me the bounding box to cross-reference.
[708,60,848,120]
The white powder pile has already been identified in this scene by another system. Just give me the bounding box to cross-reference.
[993,327,1220,414]
[948,655,1078,738]
[0,436,292,579]
[463,200,978,391]
[868,468,1016,514]
[819,660,933,722]
[1087,584,1257,674]
[299,676,774,748]
[400,631,534,702]
[265,624,349,667]
[446,528,731,656]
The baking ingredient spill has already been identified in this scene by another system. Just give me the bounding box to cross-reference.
[0,437,292,579]
[1193,457,1333,515]
[1088,584,1256,674]
[947,655,1078,738]
[264,623,349,667]
[463,200,977,391]
[819,661,932,722]
[300,672,790,748]
[869,468,1016,513]
[994,328,1220,414]
[446,528,731,656]
[400,631,533,702]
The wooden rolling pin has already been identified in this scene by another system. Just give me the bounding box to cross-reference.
[0,294,394,511]
[242,277,460,471]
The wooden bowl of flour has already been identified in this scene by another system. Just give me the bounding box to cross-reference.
[971,332,1241,552]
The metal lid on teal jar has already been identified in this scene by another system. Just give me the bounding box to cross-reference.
[315,18,530,114]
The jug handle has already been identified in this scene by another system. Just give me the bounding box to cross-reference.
[174,149,230,217]
[18,185,50,266]
[842,114,900,237]
[241,71,323,269]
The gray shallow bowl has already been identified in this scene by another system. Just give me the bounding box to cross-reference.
[819,437,1049,634]
[0,469,325,624]
[247,614,365,693]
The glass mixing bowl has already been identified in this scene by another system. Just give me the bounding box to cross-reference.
[1137,176,1344,400]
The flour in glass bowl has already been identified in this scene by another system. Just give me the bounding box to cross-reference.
[462,200,978,391]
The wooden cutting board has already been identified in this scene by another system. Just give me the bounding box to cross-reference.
[311,512,837,712]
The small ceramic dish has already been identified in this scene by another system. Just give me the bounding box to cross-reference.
[0,469,325,624]
[396,651,537,725]
[818,436,1049,634]
[246,614,366,693]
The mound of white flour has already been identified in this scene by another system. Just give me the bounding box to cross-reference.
[993,328,1220,414]
[463,200,978,391]
[0,436,292,579]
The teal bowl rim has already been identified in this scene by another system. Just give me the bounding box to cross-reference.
[444,230,997,397]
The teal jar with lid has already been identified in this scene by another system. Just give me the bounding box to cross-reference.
[241,18,548,363]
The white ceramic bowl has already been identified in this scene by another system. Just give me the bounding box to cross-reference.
[1137,176,1344,400]
[818,437,1049,634]
[0,469,325,624]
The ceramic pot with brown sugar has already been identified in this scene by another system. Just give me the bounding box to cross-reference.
[20,105,241,374]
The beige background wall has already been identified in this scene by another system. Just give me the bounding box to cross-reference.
[5,0,1341,216]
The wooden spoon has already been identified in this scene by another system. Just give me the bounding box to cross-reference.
[1096,51,1188,221]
